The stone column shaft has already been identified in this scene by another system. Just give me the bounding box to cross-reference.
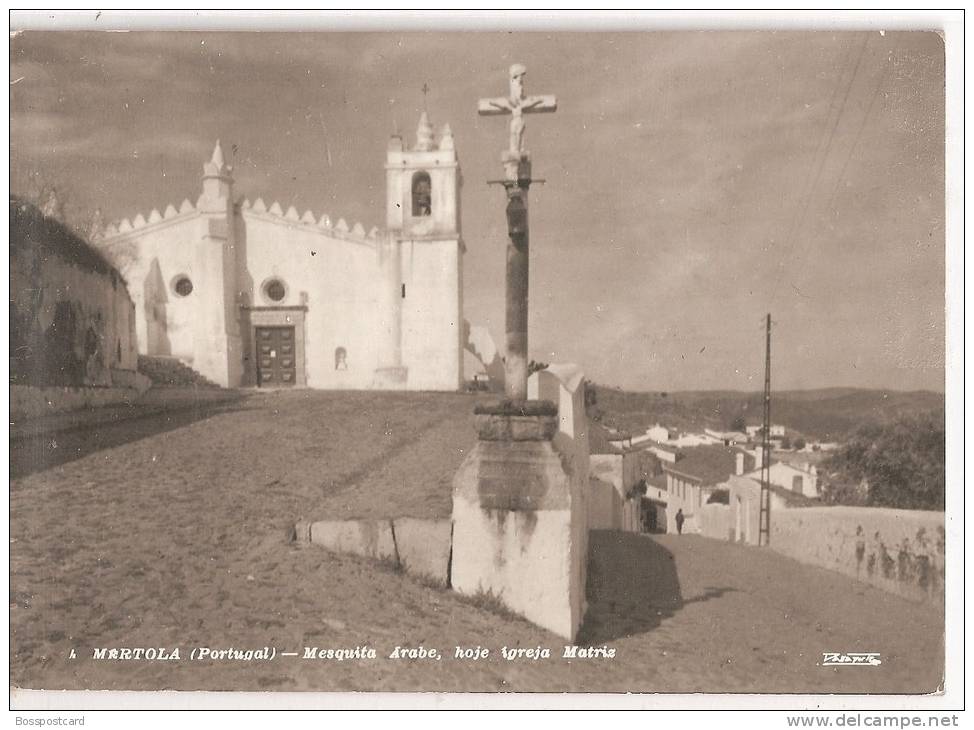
[503,157,532,401]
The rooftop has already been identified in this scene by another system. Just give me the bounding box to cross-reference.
[589,421,623,455]
[662,444,756,486]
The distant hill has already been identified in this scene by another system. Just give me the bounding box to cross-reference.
[590,386,944,442]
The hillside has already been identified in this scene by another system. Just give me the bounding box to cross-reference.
[591,386,944,442]
[10,389,942,693]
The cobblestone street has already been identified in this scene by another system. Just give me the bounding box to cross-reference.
[10,390,944,694]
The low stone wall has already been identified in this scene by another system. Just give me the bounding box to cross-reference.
[10,199,140,388]
[769,506,944,605]
[299,517,452,586]
[10,380,150,421]
[696,500,945,604]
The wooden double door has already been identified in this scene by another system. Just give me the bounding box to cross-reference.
[256,326,296,387]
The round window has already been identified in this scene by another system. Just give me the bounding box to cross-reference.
[173,276,193,297]
[264,278,286,302]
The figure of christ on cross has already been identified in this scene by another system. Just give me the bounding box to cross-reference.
[478,64,557,170]
[477,64,558,401]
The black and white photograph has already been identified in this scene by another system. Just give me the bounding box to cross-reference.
[7,10,961,713]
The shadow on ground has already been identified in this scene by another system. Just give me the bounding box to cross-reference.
[9,399,252,479]
[579,530,736,643]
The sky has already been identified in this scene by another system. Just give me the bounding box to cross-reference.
[9,28,946,392]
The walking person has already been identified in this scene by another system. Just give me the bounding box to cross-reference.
[675,508,685,535]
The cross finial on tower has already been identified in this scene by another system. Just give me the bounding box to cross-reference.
[421,81,430,112]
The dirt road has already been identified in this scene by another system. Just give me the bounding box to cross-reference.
[9,390,944,695]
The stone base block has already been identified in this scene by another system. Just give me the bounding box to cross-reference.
[393,518,453,585]
[451,435,586,640]
[309,520,397,562]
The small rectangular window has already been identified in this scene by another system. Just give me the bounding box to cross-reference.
[401,283,406,298]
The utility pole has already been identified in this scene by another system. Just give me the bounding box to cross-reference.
[758,313,772,546]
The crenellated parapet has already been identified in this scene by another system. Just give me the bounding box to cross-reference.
[101,193,381,248]
[240,196,380,246]
[102,198,197,239]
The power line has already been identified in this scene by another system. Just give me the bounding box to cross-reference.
[823,63,888,218]
[787,50,888,283]
[768,34,870,307]
[774,39,852,242]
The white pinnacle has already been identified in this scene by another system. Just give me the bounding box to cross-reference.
[211,139,225,170]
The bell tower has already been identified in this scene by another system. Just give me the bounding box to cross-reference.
[386,111,460,238]
[377,113,463,391]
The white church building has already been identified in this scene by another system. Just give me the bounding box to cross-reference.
[96,113,463,391]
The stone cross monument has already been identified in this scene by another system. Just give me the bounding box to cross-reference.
[478,64,557,400]
[453,65,585,642]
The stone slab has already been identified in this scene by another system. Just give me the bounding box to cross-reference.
[291,520,312,543]
[309,519,397,562]
[392,518,453,584]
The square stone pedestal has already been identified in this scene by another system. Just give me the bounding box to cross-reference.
[451,399,587,640]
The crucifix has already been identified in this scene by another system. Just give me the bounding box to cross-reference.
[477,64,557,178]
[478,64,557,401]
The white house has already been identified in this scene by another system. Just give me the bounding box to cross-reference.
[743,460,819,499]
